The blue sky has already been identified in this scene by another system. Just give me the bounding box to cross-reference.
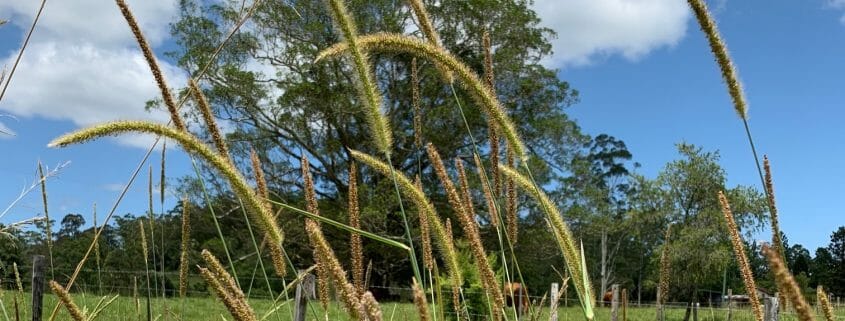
[1,0,843,251]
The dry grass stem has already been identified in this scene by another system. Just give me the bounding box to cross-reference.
[317,33,527,162]
[115,0,186,131]
[49,281,85,321]
[762,245,814,321]
[189,78,229,157]
[38,162,54,276]
[687,0,747,119]
[718,191,763,321]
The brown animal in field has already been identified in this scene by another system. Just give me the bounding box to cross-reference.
[504,282,529,317]
[602,290,613,306]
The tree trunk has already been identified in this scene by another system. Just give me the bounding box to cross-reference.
[601,229,608,303]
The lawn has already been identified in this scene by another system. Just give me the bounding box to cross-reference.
[1,292,842,321]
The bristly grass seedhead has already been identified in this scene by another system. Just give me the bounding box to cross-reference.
[301,155,330,310]
[816,286,834,321]
[657,225,672,306]
[13,262,22,294]
[412,277,431,321]
[411,58,423,149]
[349,162,365,295]
[406,0,453,83]
[427,144,504,319]
[762,244,814,321]
[317,33,528,162]
[474,154,499,227]
[49,120,287,277]
[115,0,186,131]
[499,164,594,320]
[179,196,191,298]
[505,148,517,242]
[718,191,763,321]
[687,0,748,119]
[49,281,85,321]
[763,156,785,259]
[189,78,229,157]
[350,149,462,287]
[199,249,257,321]
[324,0,392,155]
[415,175,435,270]
[305,218,372,320]
[482,30,501,193]
[250,148,270,202]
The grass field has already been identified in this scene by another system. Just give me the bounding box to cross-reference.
[1,292,842,321]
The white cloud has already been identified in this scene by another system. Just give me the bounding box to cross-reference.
[826,0,845,24]
[0,0,184,148]
[531,0,691,67]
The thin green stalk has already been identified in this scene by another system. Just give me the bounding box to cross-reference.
[190,157,240,288]
[386,155,425,291]
[267,199,411,251]
[234,198,284,321]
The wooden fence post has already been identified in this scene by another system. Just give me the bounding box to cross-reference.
[31,255,45,321]
[764,296,779,321]
[622,288,628,321]
[550,283,559,321]
[726,289,732,321]
[611,284,620,321]
[294,271,315,321]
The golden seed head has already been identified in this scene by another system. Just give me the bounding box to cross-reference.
[189,78,229,157]
[325,0,392,155]
[115,0,185,131]
[817,286,834,321]
[412,278,431,321]
[349,162,365,295]
[657,225,672,305]
[411,58,423,149]
[505,148,517,242]
[718,191,763,321]
[762,244,814,321]
[179,196,191,298]
[305,219,369,319]
[687,0,748,120]
[49,120,287,276]
[415,175,435,270]
[49,281,85,321]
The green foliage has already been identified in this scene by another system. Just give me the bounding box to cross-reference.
[438,242,499,320]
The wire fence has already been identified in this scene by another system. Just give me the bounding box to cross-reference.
[2,262,845,321]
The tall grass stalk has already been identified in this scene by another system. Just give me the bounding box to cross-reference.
[37,162,55,280]
[93,203,103,294]
[816,286,834,321]
[718,192,763,321]
[762,244,814,321]
[139,221,152,321]
[146,166,161,298]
